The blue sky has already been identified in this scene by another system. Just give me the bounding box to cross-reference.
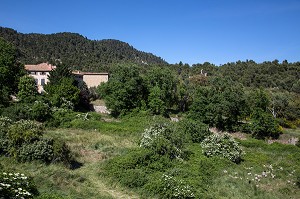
[1,0,300,65]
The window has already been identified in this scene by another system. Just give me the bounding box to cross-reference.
[31,72,36,75]
[40,72,46,75]
[34,79,38,84]
[41,79,45,86]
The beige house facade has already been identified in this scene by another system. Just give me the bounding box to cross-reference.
[25,63,109,92]
[72,71,109,88]
[25,63,56,93]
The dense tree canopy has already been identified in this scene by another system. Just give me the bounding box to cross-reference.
[0,37,25,106]
[0,27,167,72]
[98,65,146,116]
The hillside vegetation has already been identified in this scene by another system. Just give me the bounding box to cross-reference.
[1,114,300,198]
[0,27,167,72]
[1,28,300,198]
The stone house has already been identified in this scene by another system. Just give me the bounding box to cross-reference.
[25,63,109,92]
[25,63,56,93]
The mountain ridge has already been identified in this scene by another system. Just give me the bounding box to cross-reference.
[0,27,168,72]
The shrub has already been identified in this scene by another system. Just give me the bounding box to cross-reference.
[46,108,77,128]
[251,110,281,139]
[0,136,10,155]
[7,120,43,148]
[52,139,73,165]
[119,169,148,188]
[0,116,12,135]
[30,101,51,122]
[177,119,211,143]
[200,133,244,163]
[0,172,39,198]
[140,123,187,159]
[158,173,195,198]
[17,139,54,163]
[0,103,31,121]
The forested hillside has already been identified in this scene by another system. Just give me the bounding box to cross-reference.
[191,60,300,92]
[0,27,167,72]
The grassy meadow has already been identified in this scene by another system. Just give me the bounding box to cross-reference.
[0,113,299,199]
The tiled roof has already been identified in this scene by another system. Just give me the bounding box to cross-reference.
[25,63,56,71]
[72,70,109,75]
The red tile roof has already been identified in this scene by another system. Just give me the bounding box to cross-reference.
[25,63,56,71]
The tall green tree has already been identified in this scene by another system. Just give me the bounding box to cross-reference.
[17,75,38,103]
[45,78,80,109]
[148,85,166,115]
[47,63,73,85]
[189,77,246,131]
[44,64,80,109]
[97,65,146,116]
[0,37,25,106]
[144,67,178,110]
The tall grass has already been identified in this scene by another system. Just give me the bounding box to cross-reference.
[1,113,299,198]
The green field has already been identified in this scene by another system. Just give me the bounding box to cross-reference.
[1,114,299,199]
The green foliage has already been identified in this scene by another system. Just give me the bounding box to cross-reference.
[0,27,167,72]
[52,138,73,165]
[0,117,11,155]
[0,103,31,121]
[201,133,244,163]
[147,85,166,115]
[189,77,246,131]
[7,120,43,148]
[17,139,53,163]
[47,64,73,85]
[0,87,10,108]
[292,79,300,93]
[144,67,178,110]
[76,79,91,110]
[177,119,211,143]
[248,88,270,112]
[219,60,300,91]
[45,78,80,109]
[17,75,38,103]
[45,108,77,128]
[30,100,52,122]
[0,116,12,134]
[0,172,39,198]
[0,37,25,104]
[140,123,187,159]
[0,118,73,165]
[98,65,146,116]
[16,137,72,165]
[250,110,281,139]
[158,172,195,198]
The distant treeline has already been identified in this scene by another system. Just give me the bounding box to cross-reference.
[0,27,299,92]
[0,27,167,72]
[190,60,300,92]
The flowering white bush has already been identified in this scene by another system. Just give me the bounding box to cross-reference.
[0,172,38,198]
[161,173,195,198]
[140,123,167,148]
[140,123,186,159]
[0,116,12,128]
[201,133,244,163]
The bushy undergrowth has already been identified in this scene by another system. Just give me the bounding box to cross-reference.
[0,117,73,166]
[0,172,39,198]
[177,119,211,143]
[201,133,244,163]
[46,108,101,128]
[103,121,229,198]
[140,123,188,159]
